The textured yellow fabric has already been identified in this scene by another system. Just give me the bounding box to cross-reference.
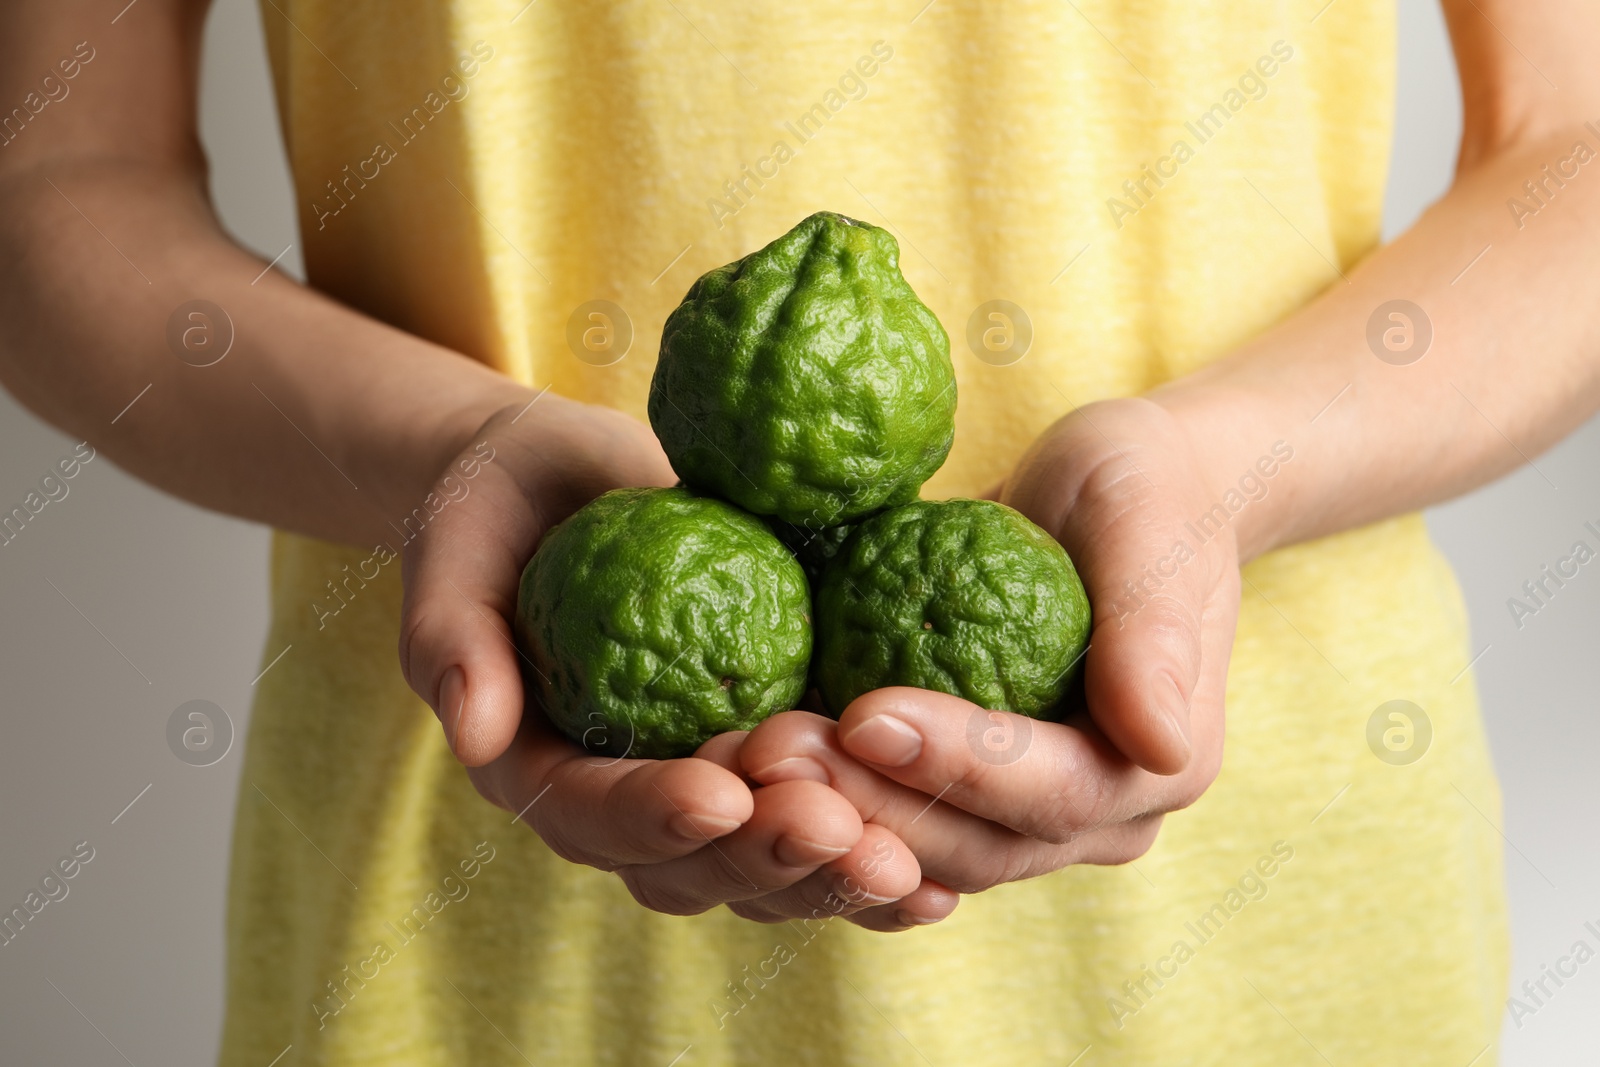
[225,2,1509,1063]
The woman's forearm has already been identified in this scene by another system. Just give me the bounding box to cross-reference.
[1154,121,1600,563]
[0,158,526,547]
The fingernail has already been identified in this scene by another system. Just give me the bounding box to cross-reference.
[670,812,742,841]
[832,873,893,906]
[896,909,943,927]
[774,835,851,868]
[1156,674,1192,755]
[438,665,466,754]
[841,714,922,767]
[750,756,831,785]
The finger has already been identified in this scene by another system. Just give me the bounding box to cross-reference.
[695,730,752,778]
[844,878,962,932]
[741,710,1051,891]
[1074,543,1240,778]
[615,780,862,916]
[743,710,1167,889]
[1004,439,1207,776]
[724,823,922,924]
[478,721,755,869]
[399,399,675,767]
[1081,578,1201,777]
[831,688,1163,844]
[399,458,546,766]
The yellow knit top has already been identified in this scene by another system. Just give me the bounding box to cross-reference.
[224,2,1508,1063]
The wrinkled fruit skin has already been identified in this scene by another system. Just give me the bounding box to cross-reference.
[769,518,855,586]
[813,499,1090,719]
[649,211,956,526]
[515,487,812,759]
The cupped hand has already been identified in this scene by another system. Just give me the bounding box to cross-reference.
[741,397,1241,916]
[397,390,943,927]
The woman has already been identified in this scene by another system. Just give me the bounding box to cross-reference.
[2,0,1591,1062]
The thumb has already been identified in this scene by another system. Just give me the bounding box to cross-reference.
[1006,459,1206,778]
[398,464,542,767]
[1080,557,1203,776]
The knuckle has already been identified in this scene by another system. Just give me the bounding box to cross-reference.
[1048,759,1114,837]
[559,830,623,872]
[1112,835,1155,866]
[1154,756,1220,817]
[1164,779,1208,815]
[1017,790,1084,845]
[947,755,998,806]
[994,844,1051,886]
[942,874,989,895]
[516,802,621,873]
[1078,451,1156,509]
[616,868,710,917]
[464,765,507,811]
[1092,817,1163,866]
[726,900,785,924]
[707,843,767,895]
[940,848,1013,895]
[1129,819,1163,858]
[945,869,1000,896]
[742,710,831,768]
[763,708,829,740]
[842,907,899,933]
[528,821,601,869]
[946,840,1068,894]
[1138,599,1202,653]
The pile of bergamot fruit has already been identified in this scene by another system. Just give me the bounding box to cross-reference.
[515,212,1091,759]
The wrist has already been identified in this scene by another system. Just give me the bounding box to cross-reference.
[371,360,537,534]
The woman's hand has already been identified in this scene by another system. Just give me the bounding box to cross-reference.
[739,397,1240,916]
[397,392,941,928]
